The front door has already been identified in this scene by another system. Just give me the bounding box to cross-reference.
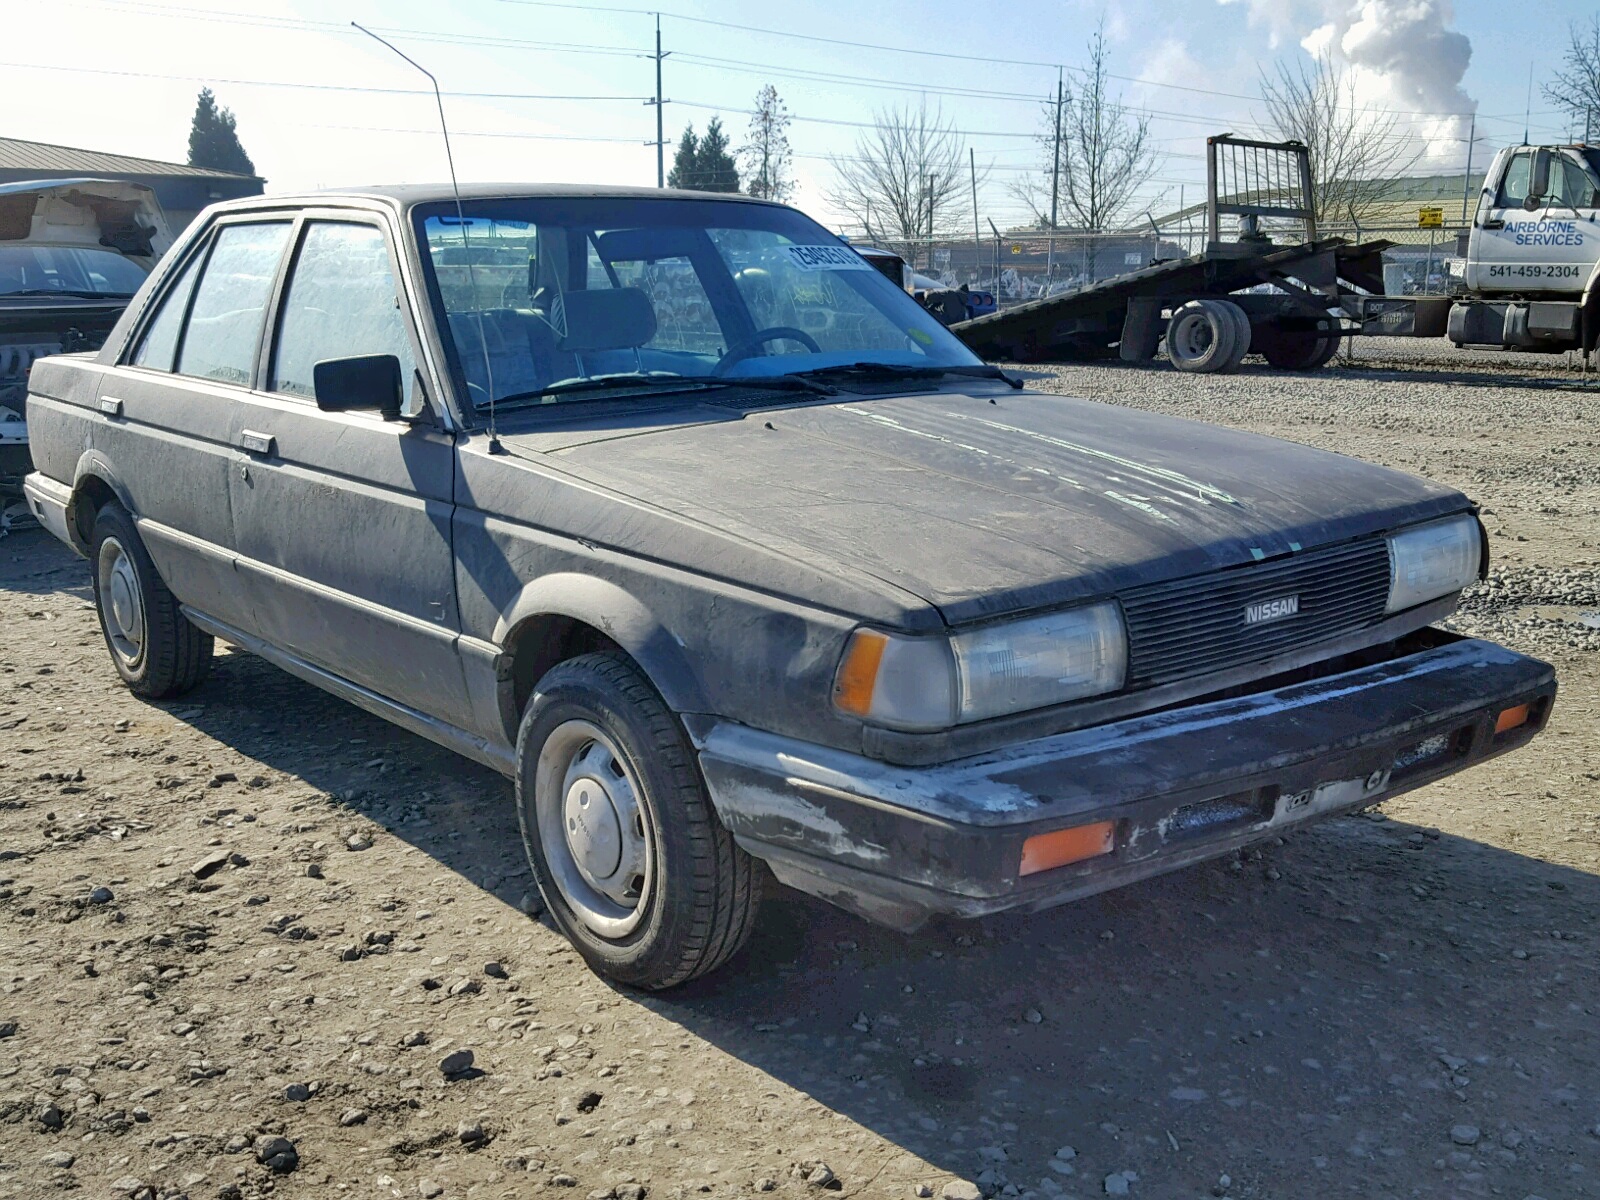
[1469,147,1598,294]
[226,215,471,727]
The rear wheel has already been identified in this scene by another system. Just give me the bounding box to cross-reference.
[1166,300,1244,373]
[1256,326,1341,370]
[515,652,760,989]
[90,503,212,697]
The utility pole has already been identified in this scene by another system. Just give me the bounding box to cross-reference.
[925,173,935,271]
[1050,68,1064,230]
[970,147,980,284]
[1460,112,1476,222]
[646,13,670,187]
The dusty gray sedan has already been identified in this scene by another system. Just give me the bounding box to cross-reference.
[21,185,1555,988]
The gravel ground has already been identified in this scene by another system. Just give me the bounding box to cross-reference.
[2,340,1598,1200]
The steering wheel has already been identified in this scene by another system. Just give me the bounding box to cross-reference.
[713,326,822,375]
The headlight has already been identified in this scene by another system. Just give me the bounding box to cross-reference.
[832,602,1127,731]
[1387,514,1481,613]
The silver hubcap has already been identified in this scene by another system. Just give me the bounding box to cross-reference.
[97,536,145,667]
[536,720,653,939]
[1171,311,1217,361]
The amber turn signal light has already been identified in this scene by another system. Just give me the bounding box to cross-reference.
[1494,703,1531,735]
[1019,820,1116,877]
[833,630,888,716]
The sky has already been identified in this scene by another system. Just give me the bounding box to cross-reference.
[2,0,1592,232]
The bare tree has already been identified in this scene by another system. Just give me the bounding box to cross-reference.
[1544,16,1600,137]
[740,85,796,202]
[1008,28,1160,234]
[1259,54,1420,226]
[825,104,982,269]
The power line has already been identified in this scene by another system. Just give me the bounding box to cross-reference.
[65,0,1549,125]
[0,58,649,101]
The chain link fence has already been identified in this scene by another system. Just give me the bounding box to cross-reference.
[890,219,1475,308]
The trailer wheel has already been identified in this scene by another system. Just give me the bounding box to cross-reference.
[1256,328,1340,370]
[1166,300,1242,374]
[1217,300,1252,359]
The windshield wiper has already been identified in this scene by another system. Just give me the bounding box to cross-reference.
[484,371,832,408]
[1,289,132,300]
[786,361,1023,389]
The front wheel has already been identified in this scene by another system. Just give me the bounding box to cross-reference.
[515,652,760,989]
[90,503,212,698]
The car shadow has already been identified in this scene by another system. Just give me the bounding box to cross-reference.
[150,637,1599,1199]
[999,357,1598,393]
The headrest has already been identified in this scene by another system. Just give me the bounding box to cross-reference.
[555,287,658,353]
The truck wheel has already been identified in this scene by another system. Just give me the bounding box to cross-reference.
[1166,300,1240,373]
[1257,329,1340,370]
[90,503,213,698]
[515,652,760,989]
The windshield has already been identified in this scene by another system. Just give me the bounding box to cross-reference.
[413,196,982,409]
[0,245,148,297]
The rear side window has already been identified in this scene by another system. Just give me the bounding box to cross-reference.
[270,222,418,408]
[176,222,291,386]
[131,250,202,371]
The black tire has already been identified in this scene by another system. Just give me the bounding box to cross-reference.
[1216,299,1252,363]
[514,652,759,989]
[89,503,213,698]
[1165,300,1239,373]
[1256,326,1341,370]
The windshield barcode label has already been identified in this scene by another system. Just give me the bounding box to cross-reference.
[782,245,874,272]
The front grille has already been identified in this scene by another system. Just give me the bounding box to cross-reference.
[1121,536,1393,688]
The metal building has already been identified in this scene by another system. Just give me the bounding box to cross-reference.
[0,136,263,232]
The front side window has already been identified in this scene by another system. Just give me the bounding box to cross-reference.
[176,222,291,386]
[1551,153,1599,208]
[1497,151,1532,208]
[271,222,418,409]
[416,197,981,411]
[131,250,202,371]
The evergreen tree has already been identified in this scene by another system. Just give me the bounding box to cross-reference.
[740,86,795,202]
[666,125,699,189]
[186,89,256,176]
[666,120,740,192]
[694,118,740,192]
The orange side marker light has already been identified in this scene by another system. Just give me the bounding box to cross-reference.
[1494,704,1530,735]
[1020,820,1116,877]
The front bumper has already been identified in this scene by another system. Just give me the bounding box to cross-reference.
[696,636,1555,930]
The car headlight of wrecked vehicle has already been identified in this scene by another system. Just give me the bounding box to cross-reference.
[834,602,1128,729]
[1387,514,1482,613]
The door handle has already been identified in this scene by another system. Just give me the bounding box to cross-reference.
[98,396,123,417]
[1482,219,1505,230]
[240,430,276,456]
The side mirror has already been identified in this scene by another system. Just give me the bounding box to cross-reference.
[1527,147,1553,209]
[313,354,402,421]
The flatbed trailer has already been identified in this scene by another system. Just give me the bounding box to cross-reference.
[952,136,1450,373]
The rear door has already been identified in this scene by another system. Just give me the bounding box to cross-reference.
[226,212,470,726]
[107,218,293,629]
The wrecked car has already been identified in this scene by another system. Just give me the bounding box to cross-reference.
[21,185,1555,989]
[0,179,172,498]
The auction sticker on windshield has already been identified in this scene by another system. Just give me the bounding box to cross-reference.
[782,245,875,271]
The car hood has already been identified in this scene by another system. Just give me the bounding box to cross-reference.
[519,388,1469,624]
[0,177,172,263]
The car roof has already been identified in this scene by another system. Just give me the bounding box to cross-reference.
[205,182,790,216]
